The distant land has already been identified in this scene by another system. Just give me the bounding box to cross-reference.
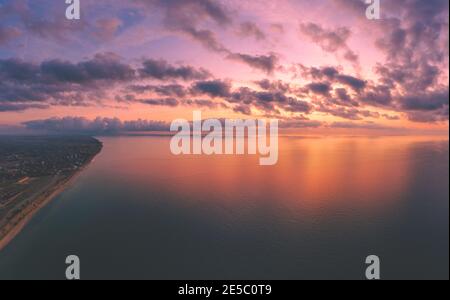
[0,136,102,250]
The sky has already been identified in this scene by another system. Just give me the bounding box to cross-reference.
[0,0,448,134]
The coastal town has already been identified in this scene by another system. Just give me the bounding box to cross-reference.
[0,136,102,249]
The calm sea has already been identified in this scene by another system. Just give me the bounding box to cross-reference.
[0,136,448,279]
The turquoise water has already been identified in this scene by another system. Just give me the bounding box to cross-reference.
[0,136,448,279]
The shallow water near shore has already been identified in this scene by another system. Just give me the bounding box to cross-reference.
[0,135,448,279]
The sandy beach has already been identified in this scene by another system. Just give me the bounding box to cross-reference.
[0,153,101,251]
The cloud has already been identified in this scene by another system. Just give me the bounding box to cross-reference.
[227,53,278,74]
[270,23,285,35]
[0,54,219,110]
[333,88,359,107]
[139,59,211,81]
[0,53,135,86]
[126,78,311,115]
[399,90,449,111]
[0,26,21,45]
[233,104,252,115]
[1,0,87,41]
[317,103,379,121]
[406,109,448,123]
[279,119,323,129]
[139,0,231,53]
[297,64,397,111]
[23,117,171,134]
[192,80,231,98]
[255,79,291,93]
[40,53,136,84]
[330,121,395,130]
[298,65,366,90]
[299,22,360,65]
[0,102,49,112]
[228,86,312,114]
[335,75,366,91]
[127,84,188,98]
[145,0,232,30]
[397,89,449,123]
[182,27,229,53]
[138,0,279,73]
[335,0,449,122]
[184,99,228,109]
[237,22,266,40]
[22,114,325,134]
[306,82,332,96]
[0,53,136,108]
[94,18,123,41]
[141,97,180,107]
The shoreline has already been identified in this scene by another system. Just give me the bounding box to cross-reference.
[0,147,102,251]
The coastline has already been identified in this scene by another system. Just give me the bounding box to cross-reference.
[0,144,102,251]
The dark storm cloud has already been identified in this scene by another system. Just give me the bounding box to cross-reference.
[23,117,171,134]
[139,59,211,81]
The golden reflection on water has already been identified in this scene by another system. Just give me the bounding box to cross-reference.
[98,135,448,219]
